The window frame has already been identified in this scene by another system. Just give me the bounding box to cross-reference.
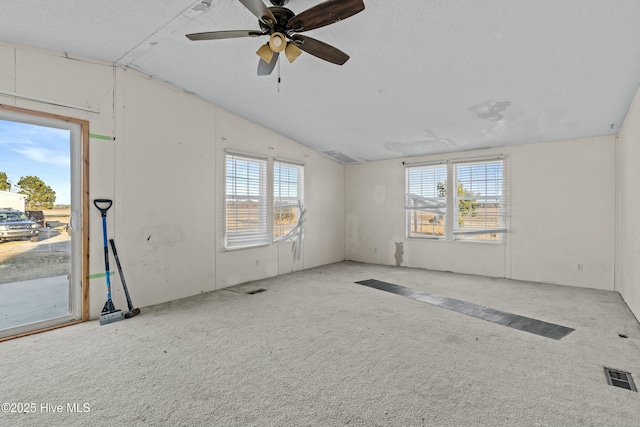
[273,159,305,243]
[405,162,448,240]
[452,158,507,243]
[405,156,507,243]
[0,105,89,339]
[224,151,269,250]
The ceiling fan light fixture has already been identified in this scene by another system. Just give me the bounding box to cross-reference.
[268,32,287,53]
[285,42,302,63]
[256,43,274,63]
[187,0,365,72]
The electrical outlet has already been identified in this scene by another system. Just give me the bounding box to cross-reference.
[256,259,260,267]
[576,263,584,272]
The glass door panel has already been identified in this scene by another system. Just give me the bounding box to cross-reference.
[0,112,81,339]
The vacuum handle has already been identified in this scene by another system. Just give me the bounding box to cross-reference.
[93,199,113,217]
[109,238,119,257]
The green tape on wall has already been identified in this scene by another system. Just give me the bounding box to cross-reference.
[89,133,114,141]
[89,271,115,279]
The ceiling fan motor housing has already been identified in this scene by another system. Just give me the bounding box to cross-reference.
[259,7,295,34]
[186,0,365,74]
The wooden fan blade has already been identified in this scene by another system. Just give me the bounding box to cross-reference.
[186,30,264,41]
[287,0,365,32]
[239,0,277,27]
[291,35,349,65]
[258,52,279,76]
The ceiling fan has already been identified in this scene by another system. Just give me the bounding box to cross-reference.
[186,0,365,75]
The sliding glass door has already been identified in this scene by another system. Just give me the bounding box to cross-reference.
[0,108,84,339]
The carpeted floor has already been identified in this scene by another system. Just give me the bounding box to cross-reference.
[1,261,639,427]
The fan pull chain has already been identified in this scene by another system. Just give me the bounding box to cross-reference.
[277,57,281,92]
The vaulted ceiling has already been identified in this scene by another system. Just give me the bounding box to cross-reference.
[2,0,640,162]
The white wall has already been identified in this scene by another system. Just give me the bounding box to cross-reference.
[214,108,345,289]
[616,85,640,321]
[0,42,345,319]
[345,136,616,290]
[2,39,631,320]
[113,69,218,309]
[0,43,116,320]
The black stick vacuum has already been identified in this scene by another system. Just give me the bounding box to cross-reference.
[109,239,141,318]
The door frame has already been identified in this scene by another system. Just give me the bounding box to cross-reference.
[0,104,89,341]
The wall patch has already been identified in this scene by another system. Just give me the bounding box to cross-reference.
[394,242,404,266]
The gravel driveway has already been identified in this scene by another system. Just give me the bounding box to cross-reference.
[0,228,71,285]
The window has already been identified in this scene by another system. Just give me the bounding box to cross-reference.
[405,157,507,242]
[405,163,447,239]
[225,152,268,249]
[453,159,506,241]
[273,160,304,241]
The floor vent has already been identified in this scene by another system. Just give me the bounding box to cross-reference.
[246,288,266,295]
[604,367,637,392]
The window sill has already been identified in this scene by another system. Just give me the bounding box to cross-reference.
[453,238,505,245]
[223,242,270,252]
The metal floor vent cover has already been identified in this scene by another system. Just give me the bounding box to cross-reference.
[246,288,266,295]
[604,367,637,392]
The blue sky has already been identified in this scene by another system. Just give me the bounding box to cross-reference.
[0,119,71,205]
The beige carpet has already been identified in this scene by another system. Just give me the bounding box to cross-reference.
[1,261,639,427]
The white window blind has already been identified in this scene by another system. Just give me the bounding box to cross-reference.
[405,164,447,239]
[273,161,304,240]
[225,153,268,249]
[453,159,506,241]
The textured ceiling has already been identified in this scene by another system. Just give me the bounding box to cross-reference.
[2,0,640,162]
